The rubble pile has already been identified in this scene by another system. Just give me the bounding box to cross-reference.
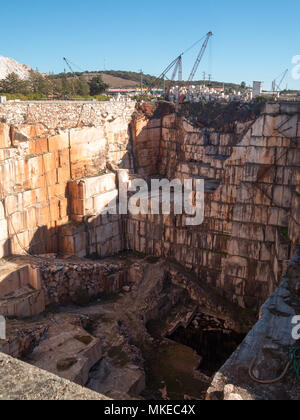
[169,84,252,103]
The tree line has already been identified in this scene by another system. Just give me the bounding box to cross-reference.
[0,71,109,99]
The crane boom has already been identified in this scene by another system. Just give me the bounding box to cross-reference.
[166,55,183,99]
[188,32,212,82]
[143,55,181,97]
[276,69,288,91]
[171,57,180,81]
[152,56,181,88]
[62,57,80,97]
[63,57,79,79]
[178,55,182,82]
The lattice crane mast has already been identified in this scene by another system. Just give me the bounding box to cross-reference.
[63,57,80,79]
[276,69,288,91]
[166,55,183,99]
[188,31,212,82]
[62,57,81,97]
[272,69,289,92]
[143,54,183,98]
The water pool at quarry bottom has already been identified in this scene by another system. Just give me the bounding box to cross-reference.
[143,339,209,400]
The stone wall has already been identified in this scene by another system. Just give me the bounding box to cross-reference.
[0,100,136,259]
[39,258,128,306]
[0,100,135,129]
[130,103,162,176]
[0,255,129,318]
[126,102,300,310]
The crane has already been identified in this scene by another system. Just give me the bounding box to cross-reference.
[63,57,82,97]
[144,54,182,97]
[142,31,213,101]
[177,31,212,103]
[166,55,183,100]
[276,69,288,92]
[63,57,80,79]
[272,69,288,92]
[171,55,183,83]
[188,31,213,82]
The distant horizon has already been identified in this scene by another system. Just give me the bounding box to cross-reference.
[2,55,300,92]
[2,56,300,92]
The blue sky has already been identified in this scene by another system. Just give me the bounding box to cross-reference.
[1,0,300,89]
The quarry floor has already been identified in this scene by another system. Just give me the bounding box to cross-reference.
[0,253,249,400]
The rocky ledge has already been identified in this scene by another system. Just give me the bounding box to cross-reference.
[207,248,300,400]
[0,352,110,400]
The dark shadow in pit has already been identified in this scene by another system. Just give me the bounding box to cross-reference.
[167,313,246,377]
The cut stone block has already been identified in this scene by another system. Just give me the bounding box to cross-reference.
[0,287,45,318]
[0,122,11,148]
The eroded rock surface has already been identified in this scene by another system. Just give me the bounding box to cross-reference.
[207,248,300,400]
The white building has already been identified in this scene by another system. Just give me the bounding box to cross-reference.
[253,81,263,98]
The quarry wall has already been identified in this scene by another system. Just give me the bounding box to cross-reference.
[0,100,136,259]
[127,102,300,310]
[0,100,299,312]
